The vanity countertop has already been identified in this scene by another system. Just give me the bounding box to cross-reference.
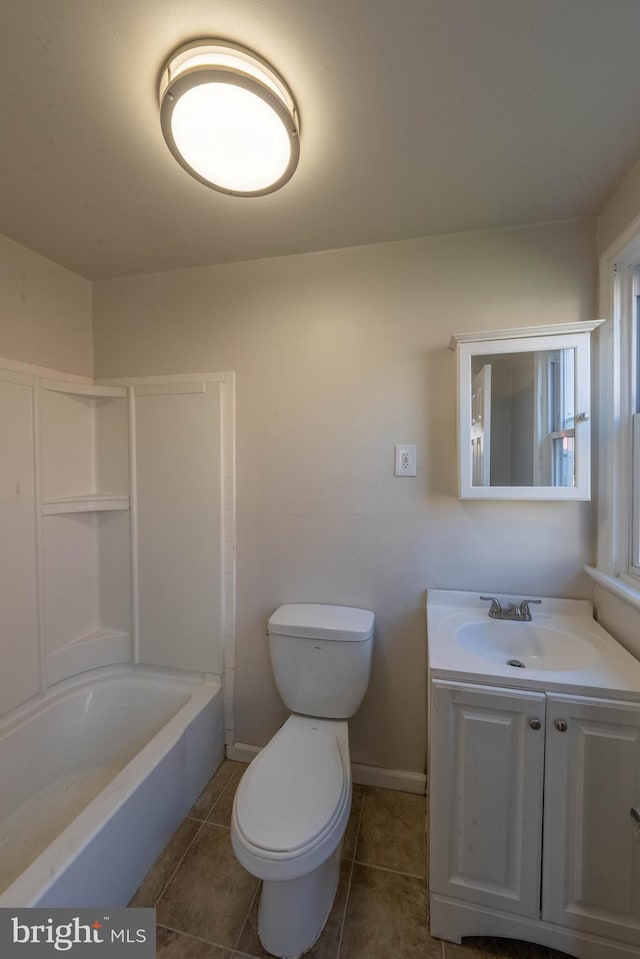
[427,588,640,701]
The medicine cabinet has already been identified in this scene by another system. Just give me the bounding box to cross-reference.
[449,321,604,500]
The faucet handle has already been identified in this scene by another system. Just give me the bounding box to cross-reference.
[480,596,502,617]
[518,599,542,619]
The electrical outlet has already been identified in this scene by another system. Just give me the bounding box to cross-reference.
[395,444,417,476]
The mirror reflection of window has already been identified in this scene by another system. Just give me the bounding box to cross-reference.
[535,348,575,488]
[471,364,491,486]
[470,348,576,488]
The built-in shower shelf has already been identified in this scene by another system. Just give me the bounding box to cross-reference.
[42,494,130,515]
[40,379,127,399]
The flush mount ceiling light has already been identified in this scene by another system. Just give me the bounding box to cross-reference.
[158,39,300,197]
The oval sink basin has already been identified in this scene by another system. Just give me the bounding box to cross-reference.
[455,620,602,671]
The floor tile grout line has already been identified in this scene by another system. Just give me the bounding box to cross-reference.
[198,762,241,822]
[336,787,367,959]
[158,919,270,959]
[335,857,356,959]
[350,788,367,865]
[149,781,430,956]
[156,920,239,955]
[352,857,426,882]
[153,816,242,909]
[206,764,243,826]
[157,920,268,959]
[151,818,208,908]
[232,878,262,952]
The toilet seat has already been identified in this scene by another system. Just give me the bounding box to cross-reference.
[235,723,347,853]
[231,716,351,882]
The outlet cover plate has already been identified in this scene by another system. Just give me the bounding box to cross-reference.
[395,444,417,476]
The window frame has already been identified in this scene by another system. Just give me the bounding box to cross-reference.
[594,229,640,594]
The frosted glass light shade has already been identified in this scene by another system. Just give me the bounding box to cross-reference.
[159,40,300,196]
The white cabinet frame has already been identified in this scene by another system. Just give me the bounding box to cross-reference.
[451,321,603,500]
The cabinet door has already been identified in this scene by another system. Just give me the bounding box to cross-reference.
[543,694,640,946]
[430,680,545,916]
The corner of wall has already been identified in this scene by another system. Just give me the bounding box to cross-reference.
[597,158,640,257]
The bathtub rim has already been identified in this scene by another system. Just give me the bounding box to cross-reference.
[0,662,215,738]
[0,663,223,907]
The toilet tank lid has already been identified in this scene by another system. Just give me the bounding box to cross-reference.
[268,604,374,641]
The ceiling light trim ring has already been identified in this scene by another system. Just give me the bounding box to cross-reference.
[159,40,300,198]
[159,38,297,116]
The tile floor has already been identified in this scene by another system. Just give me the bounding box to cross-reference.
[130,760,573,959]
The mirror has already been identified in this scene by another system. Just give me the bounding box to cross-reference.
[451,323,603,500]
[471,348,576,488]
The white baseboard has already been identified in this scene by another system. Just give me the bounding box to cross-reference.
[351,762,426,795]
[226,741,426,795]
[226,742,261,763]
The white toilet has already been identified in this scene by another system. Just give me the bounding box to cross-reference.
[231,603,374,959]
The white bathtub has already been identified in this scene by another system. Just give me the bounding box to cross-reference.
[0,665,224,907]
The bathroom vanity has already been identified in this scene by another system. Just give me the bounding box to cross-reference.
[427,589,640,959]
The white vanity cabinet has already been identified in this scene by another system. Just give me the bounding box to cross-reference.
[543,694,640,947]
[430,681,545,917]
[430,679,640,957]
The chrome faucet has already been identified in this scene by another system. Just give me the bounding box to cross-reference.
[480,596,542,622]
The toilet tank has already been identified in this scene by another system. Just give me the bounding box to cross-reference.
[268,604,374,719]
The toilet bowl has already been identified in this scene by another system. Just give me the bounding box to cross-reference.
[232,715,351,880]
[232,716,351,957]
[230,603,374,959]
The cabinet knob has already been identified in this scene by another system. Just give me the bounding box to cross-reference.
[528,718,542,731]
[555,719,568,732]
[577,412,590,422]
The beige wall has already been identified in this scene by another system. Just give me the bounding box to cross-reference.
[598,158,640,255]
[593,587,640,662]
[0,234,92,375]
[93,219,596,774]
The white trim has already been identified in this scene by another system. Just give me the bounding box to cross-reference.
[225,742,261,762]
[596,240,638,575]
[220,374,236,740]
[351,762,426,795]
[226,741,427,795]
[584,565,640,614]
[132,383,206,396]
[96,372,225,386]
[128,387,140,664]
[449,320,604,351]
[430,894,639,959]
[456,331,594,500]
[32,377,47,693]
[633,412,640,570]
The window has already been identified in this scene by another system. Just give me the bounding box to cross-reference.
[594,238,640,601]
[631,267,640,573]
[535,349,576,488]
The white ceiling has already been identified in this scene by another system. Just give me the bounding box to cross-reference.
[2,0,640,281]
